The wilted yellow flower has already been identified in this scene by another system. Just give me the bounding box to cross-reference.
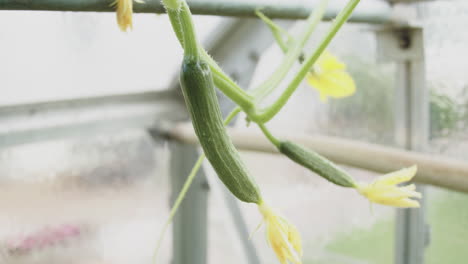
[112,0,134,32]
[357,165,422,208]
[306,51,356,102]
[258,202,302,264]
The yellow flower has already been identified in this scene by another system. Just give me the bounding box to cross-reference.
[112,0,134,32]
[306,51,356,102]
[357,165,422,208]
[258,202,302,264]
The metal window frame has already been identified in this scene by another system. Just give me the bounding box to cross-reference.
[0,0,394,24]
[376,26,429,264]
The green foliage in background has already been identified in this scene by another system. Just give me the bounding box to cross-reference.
[425,190,468,264]
[307,190,468,264]
[326,56,395,145]
[326,57,468,143]
[430,89,465,138]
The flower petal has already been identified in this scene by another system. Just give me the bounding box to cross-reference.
[258,202,302,264]
[307,71,356,100]
[306,51,355,102]
[373,165,417,186]
[365,185,421,200]
[317,51,346,72]
[287,223,303,257]
[376,198,420,208]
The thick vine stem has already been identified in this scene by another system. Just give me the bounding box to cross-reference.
[165,0,360,124]
[164,0,334,124]
[164,0,329,116]
[178,1,200,59]
[166,8,255,111]
[253,0,361,123]
[162,0,181,10]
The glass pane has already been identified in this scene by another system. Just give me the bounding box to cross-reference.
[0,130,170,263]
[0,12,222,105]
[303,23,396,264]
[426,188,468,264]
[417,1,468,263]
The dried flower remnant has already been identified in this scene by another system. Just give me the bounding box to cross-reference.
[112,0,142,31]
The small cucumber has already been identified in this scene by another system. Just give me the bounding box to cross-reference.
[279,141,356,188]
[180,55,262,203]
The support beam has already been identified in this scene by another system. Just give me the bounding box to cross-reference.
[169,142,209,264]
[0,0,395,24]
[165,123,468,194]
[376,26,429,264]
[0,90,184,149]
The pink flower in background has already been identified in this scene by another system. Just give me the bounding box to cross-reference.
[3,223,85,255]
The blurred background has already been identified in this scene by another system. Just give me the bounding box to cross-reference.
[0,0,467,264]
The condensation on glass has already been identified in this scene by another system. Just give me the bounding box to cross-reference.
[417,1,468,264]
[0,129,172,264]
[0,12,222,106]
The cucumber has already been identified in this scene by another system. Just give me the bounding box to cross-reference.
[279,140,356,187]
[180,55,262,203]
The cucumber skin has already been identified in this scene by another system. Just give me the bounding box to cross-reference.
[180,56,261,204]
[279,141,356,188]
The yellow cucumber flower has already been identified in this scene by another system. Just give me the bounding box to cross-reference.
[112,0,139,32]
[306,51,356,102]
[258,202,302,264]
[357,165,422,208]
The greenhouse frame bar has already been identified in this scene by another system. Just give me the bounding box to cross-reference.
[0,0,394,23]
[0,1,458,264]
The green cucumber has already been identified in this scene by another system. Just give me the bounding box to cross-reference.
[180,55,261,203]
[279,140,356,187]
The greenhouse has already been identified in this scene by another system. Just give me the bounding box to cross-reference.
[0,0,467,264]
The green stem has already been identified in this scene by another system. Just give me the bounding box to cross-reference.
[179,1,199,58]
[166,8,255,111]
[256,11,306,63]
[162,0,181,10]
[254,0,361,123]
[152,151,205,264]
[165,0,329,116]
[255,9,291,53]
[167,8,185,48]
[251,0,329,100]
[152,107,241,263]
[258,123,280,147]
[224,107,242,125]
[207,56,256,111]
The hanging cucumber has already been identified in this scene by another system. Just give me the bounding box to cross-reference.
[170,0,261,204]
[180,55,262,203]
[162,3,304,264]
[279,140,356,187]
